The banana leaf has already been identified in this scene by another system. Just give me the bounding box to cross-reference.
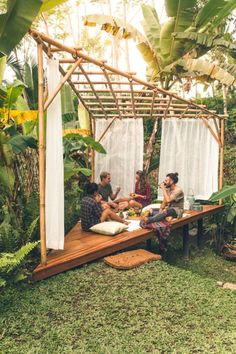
[40,0,68,12]
[209,185,236,202]
[0,166,15,190]
[8,135,37,154]
[165,0,197,17]
[165,57,235,86]
[208,0,236,31]
[0,0,42,56]
[0,55,6,84]
[141,5,161,52]
[173,32,236,53]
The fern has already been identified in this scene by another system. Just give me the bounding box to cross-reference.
[0,241,38,287]
[24,216,39,243]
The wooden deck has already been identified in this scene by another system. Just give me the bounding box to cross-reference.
[32,205,224,281]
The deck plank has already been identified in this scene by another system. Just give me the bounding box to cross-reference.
[32,205,224,281]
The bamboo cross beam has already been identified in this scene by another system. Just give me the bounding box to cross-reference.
[78,63,108,119]
[179,105,189,119]
[60,67,94,119]
[150,91,157,119]
[163,97,173,119]
[212,116,221,142]
[200,116,222,147]
[44,58,83,111]
[98,116,118,142]
[129,77,137,118]
[101,67,122,119]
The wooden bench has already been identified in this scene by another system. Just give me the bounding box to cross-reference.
[32,205,224,281]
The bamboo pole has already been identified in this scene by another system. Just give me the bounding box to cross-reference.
[219,118,225,205]
[91,117,96,181]
[37,43,47,266]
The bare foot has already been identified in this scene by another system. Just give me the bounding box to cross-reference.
[140,216,148,222]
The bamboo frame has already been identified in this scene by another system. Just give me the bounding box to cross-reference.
[219,118,225,204]
[37,43,47,266]
[31,30,226,264]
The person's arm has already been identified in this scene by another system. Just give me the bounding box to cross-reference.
[110,186,120,200]
[134,184,151,201]
[93,199,102,218]
[159,182,172,203]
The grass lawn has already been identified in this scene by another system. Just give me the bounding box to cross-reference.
[0,239,236,353]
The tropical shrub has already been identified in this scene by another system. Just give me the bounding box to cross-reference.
[0,241,39,288]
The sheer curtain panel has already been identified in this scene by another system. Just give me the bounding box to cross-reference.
[95,118,144,198]
[45,59,64,249]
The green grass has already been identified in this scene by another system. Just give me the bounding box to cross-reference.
[0,240,235,354]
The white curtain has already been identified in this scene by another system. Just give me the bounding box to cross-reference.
[46,59,64,249]
[95,118,143,198]
[158,118,219,199]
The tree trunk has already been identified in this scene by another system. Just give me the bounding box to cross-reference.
[143,118,159,175]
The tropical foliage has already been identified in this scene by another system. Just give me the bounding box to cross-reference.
[84,0,236,88]
[0,0,68,57]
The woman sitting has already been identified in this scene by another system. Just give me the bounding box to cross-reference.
[116,170,151,210]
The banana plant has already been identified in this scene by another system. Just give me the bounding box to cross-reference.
[84,1,236,88]
[209,185,236,236]
[0,0,68,57]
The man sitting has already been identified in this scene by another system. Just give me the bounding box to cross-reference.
[98,171,121,210]
[143,172,184,223]
[80,183,128,232]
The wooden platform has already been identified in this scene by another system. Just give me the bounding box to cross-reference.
[32,205,224,281]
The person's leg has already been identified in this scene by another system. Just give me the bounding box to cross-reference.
[100,208,128,224]
[128,200,142,209]
[145,208,177,224]
[118,201,129,210]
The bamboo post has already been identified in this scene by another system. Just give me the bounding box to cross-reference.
[37,43,47,266]
[219,118,225,205]
[91,117,96,181]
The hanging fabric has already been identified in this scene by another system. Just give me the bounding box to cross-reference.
[158,118,219,199]
[95,118,143,198]
[46,59,64,249]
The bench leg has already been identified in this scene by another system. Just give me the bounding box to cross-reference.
[197,219,203,248]
[183,224,189,259]
[146,239,152,250]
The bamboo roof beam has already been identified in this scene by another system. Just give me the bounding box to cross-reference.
[78,63,108,119]
[71,71,137,75]
[92,114,214,118]
[87,107,204,113]
[71,81,141,85]
[101,66,122,119]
